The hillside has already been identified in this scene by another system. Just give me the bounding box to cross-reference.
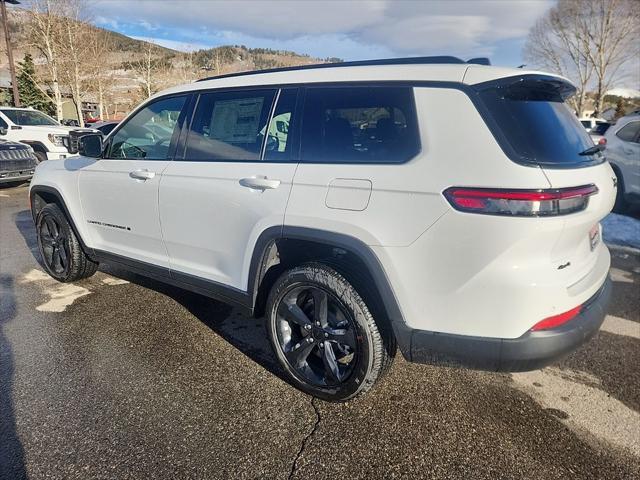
[1,7,339,117]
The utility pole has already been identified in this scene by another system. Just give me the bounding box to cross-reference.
[0,0,20,107]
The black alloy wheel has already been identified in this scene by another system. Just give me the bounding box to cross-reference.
[39,214,70,276]
[266,263,394,401]
[275,285,357,387]
[35,203,99,282]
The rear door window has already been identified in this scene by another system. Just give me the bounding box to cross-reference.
[185,89,276,161]
[301,86,420,163]
[264,88,298,162]
[615,121,640,143]
[477,77,600,166]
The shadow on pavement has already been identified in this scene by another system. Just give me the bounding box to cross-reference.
[13,208,288,386]
[98,264,290,386]
[0,274,28,480]
[14,209,43,269]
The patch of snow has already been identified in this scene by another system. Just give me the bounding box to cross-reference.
[102,276,129,286]
[606,87,640,99]
[602,213,640,250]
[601,315,640,340]
[512,367,640,457]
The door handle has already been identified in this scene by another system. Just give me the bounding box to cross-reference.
[239,176,281,190]
[129,169,155,181]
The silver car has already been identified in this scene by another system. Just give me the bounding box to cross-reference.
[604,114,640,210]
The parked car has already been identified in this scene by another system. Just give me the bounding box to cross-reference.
[589,122,611,145]
[603,114,640,210]
[29,57,615,401]
[91,120,119,137]
[580,117,608,133]
[0,137,38,186]
[0,107,92,163]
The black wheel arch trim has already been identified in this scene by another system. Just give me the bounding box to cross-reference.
[29,185,96,260]
[248,226,412,356]
[19,140,49,153]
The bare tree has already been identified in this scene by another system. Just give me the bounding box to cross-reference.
[86,28,116,121]
[583,0,640,115]
[524,0,639,117]
[130,40,165,99]
[27,0,64,120]
[57,0,90,127]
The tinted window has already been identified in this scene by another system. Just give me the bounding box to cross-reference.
[616,121,640,143]
[591,123,610,135]
[301,86,420,163]
[185,89,276,161]
[580,120,591,128]
[0,116,7,130]
[479,79,598,165]
[264,89,297,162]
[98,123,117,136]
[109,96,186,160]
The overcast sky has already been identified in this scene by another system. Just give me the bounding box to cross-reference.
[93,0,555,67]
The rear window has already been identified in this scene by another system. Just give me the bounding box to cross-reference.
[477,77,600,166]
[301,86,420,164]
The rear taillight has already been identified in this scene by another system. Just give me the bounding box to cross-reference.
[443,184,598,217]
[598,138,607,145]
[530,305,582,331]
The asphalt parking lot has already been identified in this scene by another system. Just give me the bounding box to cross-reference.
[1,183,639,480]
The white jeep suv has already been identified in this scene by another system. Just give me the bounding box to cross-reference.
[29,57,615,401]
[0,107,76,163]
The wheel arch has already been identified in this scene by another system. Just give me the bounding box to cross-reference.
[249,226,411,357]
[20,141,48,153]
[30,185,95,259]
[609,162,625,195]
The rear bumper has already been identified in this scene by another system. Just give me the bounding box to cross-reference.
[406,277,612,372]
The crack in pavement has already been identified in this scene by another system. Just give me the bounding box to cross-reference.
[288,397,321,480]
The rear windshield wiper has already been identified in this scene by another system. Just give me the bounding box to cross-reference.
[579,144,605,156]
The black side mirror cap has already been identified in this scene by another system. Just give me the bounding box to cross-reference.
[78,133,103,158]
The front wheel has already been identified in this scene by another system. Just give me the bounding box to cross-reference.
[36,203,99,282]
[266,263,393,401]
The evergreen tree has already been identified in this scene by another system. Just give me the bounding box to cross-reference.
[0,88,11,107]
[17,54,54,115]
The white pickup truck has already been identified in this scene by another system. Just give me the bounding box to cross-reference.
[0,107,94,163]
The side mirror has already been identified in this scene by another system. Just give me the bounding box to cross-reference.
[78,134,103,158]
[0,127,6,136]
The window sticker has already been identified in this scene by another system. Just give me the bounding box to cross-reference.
[210,97,265,144]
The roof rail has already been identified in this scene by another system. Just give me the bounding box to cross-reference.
[196,55,470,82]
[467,57,491,66]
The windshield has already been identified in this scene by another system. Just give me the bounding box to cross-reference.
[477,77,600,166]
[1,109,59,126]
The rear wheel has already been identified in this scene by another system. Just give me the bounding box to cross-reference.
[36,203,98,282]
[266,263,393,401]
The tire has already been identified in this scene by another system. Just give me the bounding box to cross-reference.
[36,203,99,282]
[266,263,393,401]
[33,151,47,164]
